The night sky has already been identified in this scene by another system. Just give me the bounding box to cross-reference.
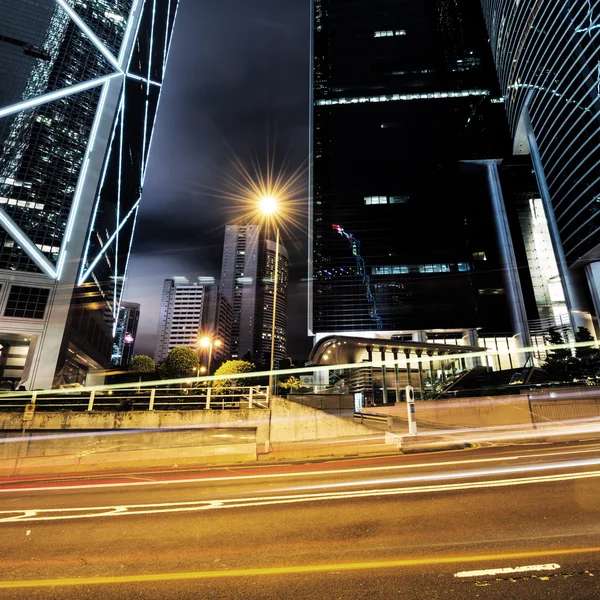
[123,0,311,361]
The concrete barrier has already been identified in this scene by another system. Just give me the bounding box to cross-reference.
[0,398,386,475]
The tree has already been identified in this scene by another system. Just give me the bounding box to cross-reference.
[573,327,600,380]
[159,347,200,380]
[129,355,156,391]
[542,328,574,382]
[213,360,255,393]
[129,355,156,374]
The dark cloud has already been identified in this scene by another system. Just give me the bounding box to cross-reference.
[124,0,311,361]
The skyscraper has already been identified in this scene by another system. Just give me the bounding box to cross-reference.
[111,301,140,367]
[220,224,289,366]
[0,0,179,388]
[220,224,264,361]
[262,239,289,368]
[310,0,526,351]
[154,277,205,364]
[480,1,599,334]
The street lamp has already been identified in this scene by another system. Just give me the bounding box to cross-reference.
[259,195,280,397]
[198,335,222,374]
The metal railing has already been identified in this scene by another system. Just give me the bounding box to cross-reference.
[0,385,270,413]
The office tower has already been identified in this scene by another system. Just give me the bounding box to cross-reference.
[262,239,289,368]
[480,1,599,334]
[202,285,233,366]
[0,0,179,388]
[111,301,140,367]
[310,0,530,355]
[154,277,205,364]
[219,224,289,366]
[220,224,264,361]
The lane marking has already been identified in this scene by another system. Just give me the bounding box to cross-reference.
[0,550,595,589]
[2,445,600,495]
[1,468,600,523]
[455,563,560,577]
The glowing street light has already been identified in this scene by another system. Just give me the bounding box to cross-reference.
[198,335,222,374]
[259,195,282,398]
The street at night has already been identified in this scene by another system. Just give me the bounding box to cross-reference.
[2,441,600,598]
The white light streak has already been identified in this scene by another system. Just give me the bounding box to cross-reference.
[56,0,121,71]
[0,74,120,120]
[2,468,600,522]
[78,199,141,285]
[58,75,124,280]
[118,0,142,68]
[0,207,56,277]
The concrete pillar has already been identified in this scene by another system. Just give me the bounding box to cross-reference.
[379,346,388,404]
[438,352,447,382]
[526,111,592,334]
[392,348,400,403]
[427,350,435,389]
[404,349,412,388]
[462,329,481,368]
[484,160,532,356]
[415,349,425,399]
[366,345,375,405]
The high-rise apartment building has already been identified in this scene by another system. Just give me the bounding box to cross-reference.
[262,239,289,368]
[154,277,205,364]
[480,1,599,334]
[0,0,178,388]
[111,301,140,367]
[310,0,530,353]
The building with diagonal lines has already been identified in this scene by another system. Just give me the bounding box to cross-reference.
[0,0,178,388]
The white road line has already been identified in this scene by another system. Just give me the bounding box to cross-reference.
[1,470,599,523]
[2,446,600,494]
[455,563,560,577]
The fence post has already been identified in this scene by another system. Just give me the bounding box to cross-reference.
[149,388,156,411]
[87,390,95,412]
[30,392,37,405]
[206,387,211,410]
[249,386,253,409]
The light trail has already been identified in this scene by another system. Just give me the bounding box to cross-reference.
[2,465,600,523]
[3,444,600,494]
[0,549,597,589]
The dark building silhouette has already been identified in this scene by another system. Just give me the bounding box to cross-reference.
[310,0,525,347]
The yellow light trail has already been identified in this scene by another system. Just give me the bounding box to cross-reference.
[0,547,599,589]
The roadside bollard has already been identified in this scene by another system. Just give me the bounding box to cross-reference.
[406,385,417,435]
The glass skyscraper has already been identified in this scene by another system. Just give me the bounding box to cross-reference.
[480,0,600,333]
[310,0,523,344]
[0,0,178,388]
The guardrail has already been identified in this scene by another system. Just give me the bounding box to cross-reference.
[0,385,270,412]
[354,412,394,429]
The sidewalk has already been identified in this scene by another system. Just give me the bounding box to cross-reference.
[356,404,600,453]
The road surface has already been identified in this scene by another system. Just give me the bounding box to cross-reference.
[1,440,600,598]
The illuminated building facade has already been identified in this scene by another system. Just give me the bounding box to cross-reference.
[310,0,530,355]
[220,224,264,361]
[0,0,179,387]
[480,0,599,332]
[111,301,140,367]
[220,224,289,366]
[154,278,205,364]
[262,239,289,369]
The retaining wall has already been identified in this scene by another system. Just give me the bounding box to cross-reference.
[0,398,381,475]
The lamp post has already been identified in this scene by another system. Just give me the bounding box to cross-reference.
[198,335,222,374]
[259,196,280,397]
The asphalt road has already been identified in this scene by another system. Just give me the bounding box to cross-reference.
[2,440,600,598]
